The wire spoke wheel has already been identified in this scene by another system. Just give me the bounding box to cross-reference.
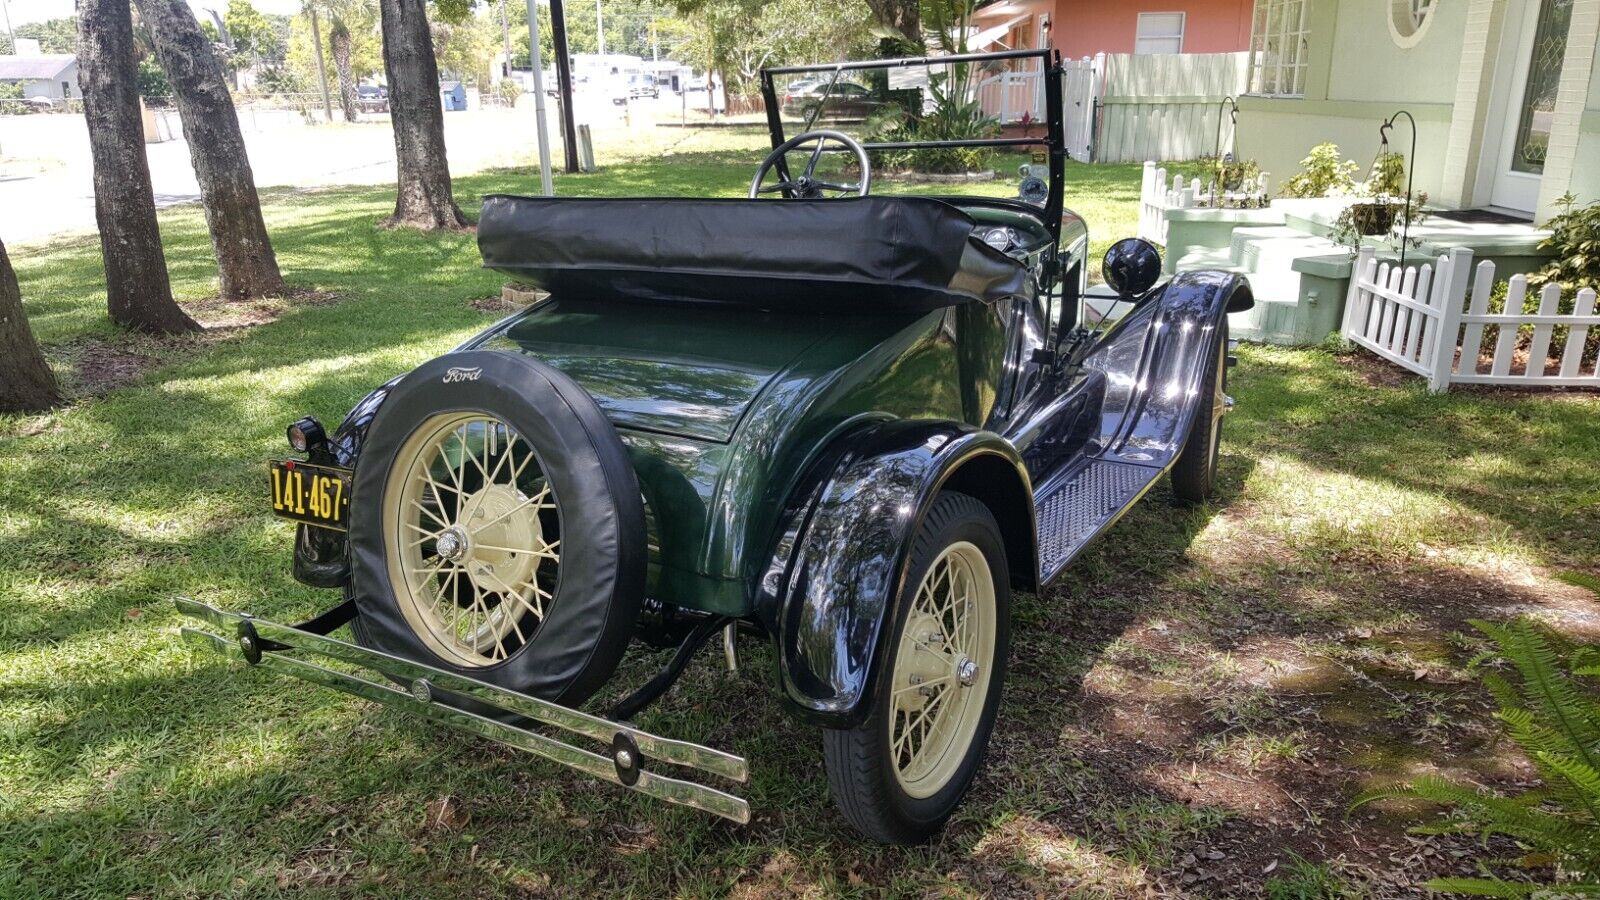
[382,412,562,668]
[888,540,997,799]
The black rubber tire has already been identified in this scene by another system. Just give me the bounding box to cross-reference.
[822,492,1011,845]
[1171,322,1229,505]
[346,350,646,708]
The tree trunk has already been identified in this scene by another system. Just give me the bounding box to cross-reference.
[378,0,467,229]
[136,0,285,301]
[0,237,62,413]
[866,0,921,49]
[76,0,199,334]
[330,19,358,123]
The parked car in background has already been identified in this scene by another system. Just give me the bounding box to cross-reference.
[780,80,887,121]
[356,84,388,113]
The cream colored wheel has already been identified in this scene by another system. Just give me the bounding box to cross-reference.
[889,540,997,798]
[823,492,1010,845]
[381,412,561,668]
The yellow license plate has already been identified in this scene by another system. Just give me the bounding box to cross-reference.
[268,459,352,531]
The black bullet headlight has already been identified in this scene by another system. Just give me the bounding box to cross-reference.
[286,417,326,453]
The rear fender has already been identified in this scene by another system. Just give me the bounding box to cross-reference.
[760,421,1033,728]
[1083,270,1250,470]
[291,377,400,588]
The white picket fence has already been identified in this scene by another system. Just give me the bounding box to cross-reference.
[1341,246,1600,392]
[1138,163,1203,245]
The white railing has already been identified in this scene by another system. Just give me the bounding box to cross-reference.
[1138,162,1202,245]
[976,70,1042,124]
[1341,246,1600,392]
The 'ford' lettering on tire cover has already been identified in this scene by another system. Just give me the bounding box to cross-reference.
[442,366,482,383]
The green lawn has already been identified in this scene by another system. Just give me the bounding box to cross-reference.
[2,129,1597,898]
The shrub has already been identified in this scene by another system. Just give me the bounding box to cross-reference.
[1354,618,1600,896]
[1467,194,1600,369]
[497,79,521,107]
[863,100,999,175]
[1280,142,1358,198]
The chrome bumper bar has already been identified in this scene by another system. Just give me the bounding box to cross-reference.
[174,598,751,824]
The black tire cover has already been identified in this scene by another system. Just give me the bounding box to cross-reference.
[347,349,646,706]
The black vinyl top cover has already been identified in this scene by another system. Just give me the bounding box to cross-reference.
[477,195,1032,309]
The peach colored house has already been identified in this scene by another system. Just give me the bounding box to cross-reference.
[971,0,1254,58]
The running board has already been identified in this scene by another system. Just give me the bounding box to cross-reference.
[1035,459,1163,584]
[174,598,751,824]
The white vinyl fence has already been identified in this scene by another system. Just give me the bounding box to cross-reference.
[1060,56,1100,162]
[1341,246,1600,392]
[1094,52,1250,163]
[976,70,1044,125]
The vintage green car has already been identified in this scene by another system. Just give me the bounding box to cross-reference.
[178,48,1252,844]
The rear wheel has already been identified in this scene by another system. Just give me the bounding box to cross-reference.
[823,492,1010,844]
[1171,323,1230,504]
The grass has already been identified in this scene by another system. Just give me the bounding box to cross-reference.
[2,127,1599,898]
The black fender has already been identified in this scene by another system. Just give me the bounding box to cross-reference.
[757,420,1035,728]
[1081,269,1251,471]
[290,377,401,588]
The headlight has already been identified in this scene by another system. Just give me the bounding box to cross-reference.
[287,417,326,453]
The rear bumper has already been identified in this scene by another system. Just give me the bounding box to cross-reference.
[174,598,751,824]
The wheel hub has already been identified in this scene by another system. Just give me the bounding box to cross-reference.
[458,482,543,594]
[956,656,979,686]
[435,526,469,562]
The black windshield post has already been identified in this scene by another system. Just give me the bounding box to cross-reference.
[758,72,794,191]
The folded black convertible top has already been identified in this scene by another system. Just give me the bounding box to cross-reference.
[477,195,1030,310]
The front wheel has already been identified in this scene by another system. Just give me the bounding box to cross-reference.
[823,492,1010,844]
[1170,322,1230,504]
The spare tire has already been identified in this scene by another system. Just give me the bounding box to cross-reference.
[346,349,645,707]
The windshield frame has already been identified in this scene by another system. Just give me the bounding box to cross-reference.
[758,48,1065,240]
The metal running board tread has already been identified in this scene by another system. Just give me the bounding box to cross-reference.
[174,598,751,823]
[1035,458,1162,584]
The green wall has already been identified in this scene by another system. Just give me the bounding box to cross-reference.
[1237,0,1466,200]
[1325,0,1467,104]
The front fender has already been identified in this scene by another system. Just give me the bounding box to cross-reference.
[1083,269,1250,470]
[763,421,1029,728]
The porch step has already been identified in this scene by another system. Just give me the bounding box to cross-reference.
[1229,226,1345,274]
[1172,246,1240,273]
[1036,458,1162,584]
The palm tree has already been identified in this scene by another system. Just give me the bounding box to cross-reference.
[329,14,358,122]
[76,0,199,334]
[136,0,286,300]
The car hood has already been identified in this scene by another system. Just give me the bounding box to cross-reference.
[476,297,840,443]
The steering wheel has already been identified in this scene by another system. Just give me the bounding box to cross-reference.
[748,130,872,199]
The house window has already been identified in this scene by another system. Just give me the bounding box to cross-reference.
[1388,0,1437,47]
[1248,0,1311,96]
[1135,13,1185,55]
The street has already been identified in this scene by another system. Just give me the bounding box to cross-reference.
[0,96,675,249]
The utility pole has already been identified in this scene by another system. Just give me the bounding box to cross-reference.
[524,0,553,194]
[594,0,603,56]
[307,5,333,123]
[499,0,512,80]
[548,0,579,173]
[1,0,15,54]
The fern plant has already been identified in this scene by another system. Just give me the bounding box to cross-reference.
[1354,619,1600,896]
